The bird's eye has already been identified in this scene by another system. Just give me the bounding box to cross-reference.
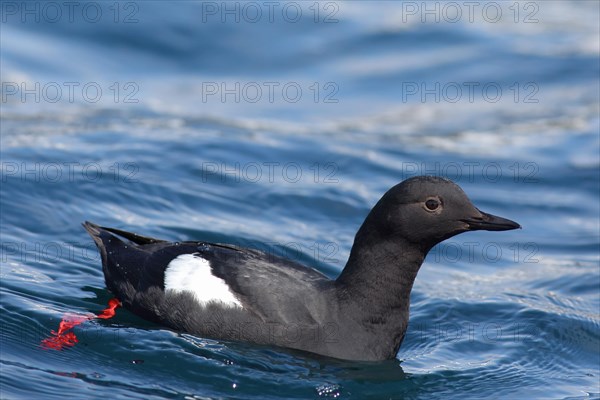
[425,198,440,211]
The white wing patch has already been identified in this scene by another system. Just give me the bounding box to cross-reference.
[164,253,243,308]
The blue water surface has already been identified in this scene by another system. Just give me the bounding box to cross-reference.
[1,1,599,399]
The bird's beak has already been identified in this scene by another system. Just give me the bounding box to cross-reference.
[461,210,521,231]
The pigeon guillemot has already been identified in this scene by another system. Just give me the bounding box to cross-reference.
[84,176,520,361]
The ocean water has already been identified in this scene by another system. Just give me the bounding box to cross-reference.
[1,1,599,399]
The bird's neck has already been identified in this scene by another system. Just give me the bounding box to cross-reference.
[336,225,427,314]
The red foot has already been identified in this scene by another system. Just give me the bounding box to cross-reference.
[41,298,121,350]
[97,298,121,320]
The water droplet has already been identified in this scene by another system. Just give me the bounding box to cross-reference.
[198,243,210,252]
[316,383,342,398]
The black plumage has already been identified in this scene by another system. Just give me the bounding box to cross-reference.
[84,176,520,361]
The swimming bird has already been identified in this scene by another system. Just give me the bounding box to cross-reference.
[84,176,520,361]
